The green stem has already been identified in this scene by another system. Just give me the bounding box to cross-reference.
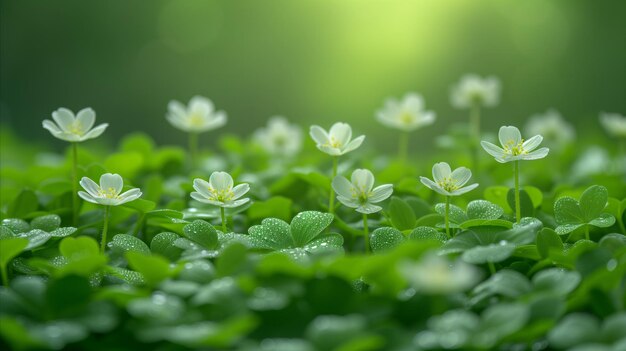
[221,207,227,233]
[100,206,110,253]
[398,131,409,162]
[132,212,146,237]
[445,196,451,238]
[585,226,590,241]
[329,157,338,214]
[470,103,481,171]
[363,213,370,254]
[488,261,496,275]
[514,160,521,223]
[1,263,8,287]
[188,132,199,168]
[72,142,79,226]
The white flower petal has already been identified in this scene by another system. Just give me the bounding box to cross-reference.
[309,125,329,145]
[51,108,75,132]
[481,141,506,159]
[75,108,95,134]
[79,177,101,197]
[189,96,214,114]
[356,203,382,214]
[403,92,424,111]
[99,173,123,194]
[209,171,233,191]
[420,177,450,196]
[499,126,522,146]
[42,120,62,134]
[192,178,213,199]
[190,192,223,206]
[450,183,479,196]
[522,135,543,152]
[223,198,250,208]
[432,162,451,183]
[343,135,365,153]
[450,167,472,187]
[318,145,342,156]
[167,100,187,117]
[81,123,108,141]
[231,183,250,199]
[521,147,549,160]
[118,188,142,201]
[351,169,375,193]
[369,184,393,203]
[332,176,354,199]
[78,191,99,205]
[336,196,359,209]
[329,122,352,146]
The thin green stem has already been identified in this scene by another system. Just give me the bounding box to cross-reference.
[188,132,199,168]
[470,103,481,171]
[132,212,146,237]
[100,206,110,253]
[329,157,338,214]
[488,261,496,275]
[1,264,8,287]
[445,195,451,238]
[514,160,521,223]
[72,142,79,226]
[363,213,370,254]
[398,131,409,162]
[221,207,227,233]
[585,225,590,241]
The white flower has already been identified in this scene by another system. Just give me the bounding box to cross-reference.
[78,173,142,206]
[166,96,227,133]
[450,74,500,109]
[420,162,478,196]
[254,116,302,156]
[332,169,393,214]
[191,171,250,208]
[42,108,108,142]
[309,122,365,156]
[525,109,575,147]
[481,126,549,163]
[599,112,626,138]
[399,253,480,294]
[376,92,436,132]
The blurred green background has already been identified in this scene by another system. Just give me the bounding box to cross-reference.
[1,0,625,150]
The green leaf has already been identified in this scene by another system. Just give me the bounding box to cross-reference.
[57,237,107,277]
[7,190,38,218]
[127,292,185,322]
[579,185,608,221]
[249,218,294,250]
[588,213,615,228]
[150,232,183,261]
[548,313,600,349]
[216,242,248,277]
[477,303,529,344]
[462,242,516,264]
[109,234,151,255]
[46,275,92,316]
[0,238,29,271]
[523,186,543,209]
[248,196,292,222]
[472,270,531,301]
[122,198,156,213]
[290,211,333,247]
[466,200,504,220]
[536,228,563,259]
[532,268,581,296]
[370,227,405,253]
[507,188,534,218]
[0,316,44,350]
[555,196,584,224]
[388,197,417,230]
[183,220,218,249]
[1,218,30,234]
[60,236,99,258]
[483,186,510,211]
[304,234,344,255]
[126,251,173,286]
[30,214,61,232]
[435,203,467,225]
[409,226,447,243]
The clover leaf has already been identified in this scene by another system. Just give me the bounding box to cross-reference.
[249,211,343,259]
[369,226,447,253]
[434,200,508,229]
[554,185,616,236]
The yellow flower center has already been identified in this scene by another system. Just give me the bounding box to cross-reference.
[69,122,83,135]
[208,187,234,202]
[400,111,415,125]
[503,139,527,156]
[325,137,342,148]
[350,185,371,204]
[437,177,459,192]
[98,187,120,199]
[188,114,205,127]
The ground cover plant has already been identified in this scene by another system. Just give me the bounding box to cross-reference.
[1,80,625,351]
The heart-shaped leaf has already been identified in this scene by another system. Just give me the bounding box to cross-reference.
[409,226,447,243]
[151,232,183,261]
[30,215,61,232]
[389,197,417,230]
[435,203,468,225]
[109,234,151,255]
[536,228,563,259]
[370,227,405,253]
[554,185,616,235]
[183,220,218,249]
[249,218,293,250]
[466,200,504,220]
[290,211,333,247]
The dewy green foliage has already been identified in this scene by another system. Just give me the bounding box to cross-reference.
[1,105,625,351]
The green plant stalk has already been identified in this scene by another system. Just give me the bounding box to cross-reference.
[1,263,8,287]
[363,213,370,254]
[221,207,227,233]
[514,160,521,223]
[445,195,451,238]
[488,261,496,275]
[72,142,79,226]
[132,212,146,237]
[584,225,590,241]
[398,131,409,162]
[189,132,199,168]
[100,206,110,253]
[329,157,338,214]
[470,102,481,171]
